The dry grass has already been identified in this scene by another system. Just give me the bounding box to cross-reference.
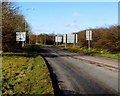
[2,46,54,95]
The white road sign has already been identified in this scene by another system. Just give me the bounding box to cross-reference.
[75,34,78,43]
[63,34,67,43]
[63,34,78,43]
[86,30,92,40]
[16,32,26,41]
[55,36,62,42]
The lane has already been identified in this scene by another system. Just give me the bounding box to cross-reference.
[48,46,119,70]
[35,45,118,95]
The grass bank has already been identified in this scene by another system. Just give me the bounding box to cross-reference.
[2,46,54,95]
[54,45,120,59]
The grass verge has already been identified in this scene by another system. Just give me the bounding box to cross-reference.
[2,46,54,95]
[54,45,120,59]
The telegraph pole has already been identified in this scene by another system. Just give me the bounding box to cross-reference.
[24,19,26,46]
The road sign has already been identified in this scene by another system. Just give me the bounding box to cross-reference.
[16,32,26,41]
[67,34,74,43]
[75,34,78,43]
[55,36,62,42]
[86,30,92,40]
[63,34,67,43]
[63,34,78,43]
[86,30,92,51]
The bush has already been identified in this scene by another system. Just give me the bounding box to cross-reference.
[77,25,120,52]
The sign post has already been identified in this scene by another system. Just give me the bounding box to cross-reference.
[63,34,78,48]
[73,34,77,48]
[55,36,62,45]
[86,30,92,51]
[63,34,67,48]
[65,34,67,48]
[16,32,26,47]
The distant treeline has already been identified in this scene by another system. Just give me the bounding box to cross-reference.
[34,25,119,52]
[77,25,120,52]
[29,33,54,45]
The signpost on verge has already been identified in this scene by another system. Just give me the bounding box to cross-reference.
[65,34,67,48]
[55,36,58,45]
[63,34,78,48]
[74,34,77,48]
[86,30,92,51]
[63,34,67,48]
[16,32,26,47]
[55,36,62,45]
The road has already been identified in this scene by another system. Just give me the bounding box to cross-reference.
[34,45,119,96]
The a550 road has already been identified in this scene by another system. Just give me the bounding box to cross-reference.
[35,45,119,96]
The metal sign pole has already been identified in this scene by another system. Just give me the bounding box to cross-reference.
[86,30,91,51]
[57,36,58,45]
[88,37,90,51]
[88,31,90,51]
[88,30,92,51]
[73,34,76,48]
[22,41,24,47]
[65,34,67,48]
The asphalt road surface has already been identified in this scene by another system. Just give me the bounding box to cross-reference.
[34,45,119,96]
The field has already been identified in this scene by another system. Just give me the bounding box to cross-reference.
[54,45,120,59]
[2,46,54,95]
